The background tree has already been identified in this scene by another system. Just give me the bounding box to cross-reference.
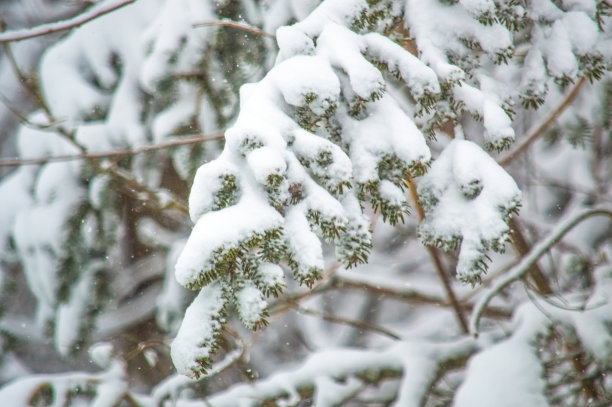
[0,0,611,406]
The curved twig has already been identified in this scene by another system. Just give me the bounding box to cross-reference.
[470,206,612,336]
[498,77,587,166]
[193,20,276,39]
[123,339,168,361]
[0,0,136,43]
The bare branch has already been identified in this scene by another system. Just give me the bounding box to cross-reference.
[498,77,587,166]
[0,0,136,43]
[0,131,225,167]
[193,19,276,39]
[509,217,552,295]
[102,162,189,214]
[295,306,402,340]
[122,339,168,361]
[405,178,470,334]
[470,206,612,336]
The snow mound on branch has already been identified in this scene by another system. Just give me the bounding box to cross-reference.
[418,140,521,284]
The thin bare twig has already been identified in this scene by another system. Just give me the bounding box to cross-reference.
[470,206,612,336]
[509,217,552,295]
[102,162,189,214]
[0,91,58,132]
[1,40,53,119]
[295,306,402,340]
[498,77,587,166]
[333,276,444,305]
[334,275,512,319]
[0,131,225,167]
[0,0,136,43]
[405,179,470,334]
[2,39,83,148]
[123,339,168,361]
[193,20,276,40]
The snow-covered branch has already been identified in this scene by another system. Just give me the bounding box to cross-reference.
[470,206,612,336]
[205,338,477,406]
[0,0,136,43]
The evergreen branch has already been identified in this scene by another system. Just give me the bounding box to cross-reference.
[152,327,245,403]
[498,77,587,166]
[0,131,224,167]
[193,19,276,40]
[2,40,192,219]
[405,179,470,334]
[1,28,191,228]
[0,0,136,43]
[295,306,402,340]
[470,206,612,337]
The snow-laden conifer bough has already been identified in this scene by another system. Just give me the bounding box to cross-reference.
[0,0,611,405]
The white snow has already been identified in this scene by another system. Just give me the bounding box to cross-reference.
[454,334,548,407]
[257,262,285,288]
[317,23,386,101]
[344,93,431,184]
[176,185,283,288]
[90,342,115,368]
[235,283,267,328]
[170,283,226,378]
[418,140,521,283]
[246,146,287,186]
[273,55,341,114]
[188,156,240,223]
[284,205,325,279]
[362,32,440,99]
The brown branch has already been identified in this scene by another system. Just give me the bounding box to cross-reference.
[334,275,511,319]
[1,40,53,119]
[0,131,225,167]
[267,262,341,315]
[102,162,189,214]
[2,38,83,149]
[295,306,402,340]
[405,179,470,334]
[498,77,587,166]
[333,276,443,305]
[193,20,276,39]
[0,91,55,132]
[497,81,589,296]
[509,218,552,295]
[0,0,136,43]
[122,339,168,361]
